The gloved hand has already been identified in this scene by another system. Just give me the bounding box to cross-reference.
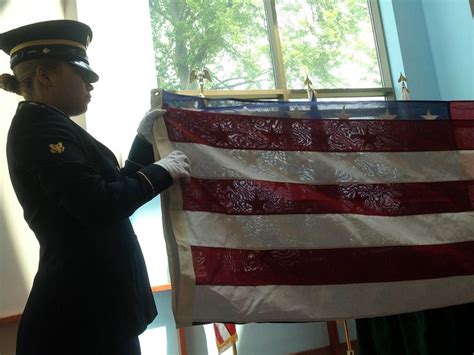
[137,109,166,144]
[154,150,191,183]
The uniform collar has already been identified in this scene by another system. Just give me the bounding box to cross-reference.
[18,101,69,118]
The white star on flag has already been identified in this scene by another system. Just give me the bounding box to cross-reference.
[290,106,303,118]
[421,110,438,120]
[380,109,397,120]
[338,107,350,120]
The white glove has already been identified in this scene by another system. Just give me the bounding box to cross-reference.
[154,150,191,183]
[137,109,166,144]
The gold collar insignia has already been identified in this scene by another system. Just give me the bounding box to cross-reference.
[49,142,65,154]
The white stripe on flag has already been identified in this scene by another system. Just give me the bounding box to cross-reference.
[178,211,474,249]
[192,275,474,323]
[172,143,474,184]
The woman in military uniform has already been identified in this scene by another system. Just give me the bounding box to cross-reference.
[0,20,189,354]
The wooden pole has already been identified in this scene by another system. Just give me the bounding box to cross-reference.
[177,328,187,355]
[342,320,354,355]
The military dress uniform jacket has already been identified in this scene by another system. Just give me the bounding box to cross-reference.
[6,101,173,351]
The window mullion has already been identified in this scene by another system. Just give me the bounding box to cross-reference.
[263,0,289,100]
[368,0,394,98]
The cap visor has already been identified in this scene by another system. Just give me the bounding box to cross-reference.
[69,59,99,83]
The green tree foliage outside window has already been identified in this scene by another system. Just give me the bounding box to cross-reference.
[148,0,272,90]
[148,0,382,91]
[276,0,382,88]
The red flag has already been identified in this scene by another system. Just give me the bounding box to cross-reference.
[213,323,238,353]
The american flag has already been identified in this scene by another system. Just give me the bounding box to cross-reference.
[154,94,474,328]
[213,322,238,353]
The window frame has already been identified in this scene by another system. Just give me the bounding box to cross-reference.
[174,0,394,101]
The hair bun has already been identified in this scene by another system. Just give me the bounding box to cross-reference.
[0,73,20,93]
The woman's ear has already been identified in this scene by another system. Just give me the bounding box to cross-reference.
[35,65,53,88]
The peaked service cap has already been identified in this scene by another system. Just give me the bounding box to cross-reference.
[0,19,99,83]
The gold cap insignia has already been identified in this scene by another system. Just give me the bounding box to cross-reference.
[49,142,65,154]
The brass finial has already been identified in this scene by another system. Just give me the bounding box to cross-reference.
[190,68,212,97]
[398,73,410,100]
[304,75,317,100]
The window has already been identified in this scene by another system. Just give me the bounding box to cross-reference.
[149,0,272,90]
[148,0,393,100]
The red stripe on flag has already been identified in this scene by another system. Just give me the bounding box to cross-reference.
[191,241,474,286]
[213,323,236,343]
[182,178,474,216]
[214,324,223,344]
[450,101,474,120]
[164,108,474,151]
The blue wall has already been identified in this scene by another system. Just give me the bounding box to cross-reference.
[380,0,473,100]
[421,0,474,100]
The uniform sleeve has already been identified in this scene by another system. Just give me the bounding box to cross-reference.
[12,115,173,228]
[121,135,156,176]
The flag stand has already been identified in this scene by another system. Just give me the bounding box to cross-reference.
[342,320,354,355]
[177,328,187,355]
